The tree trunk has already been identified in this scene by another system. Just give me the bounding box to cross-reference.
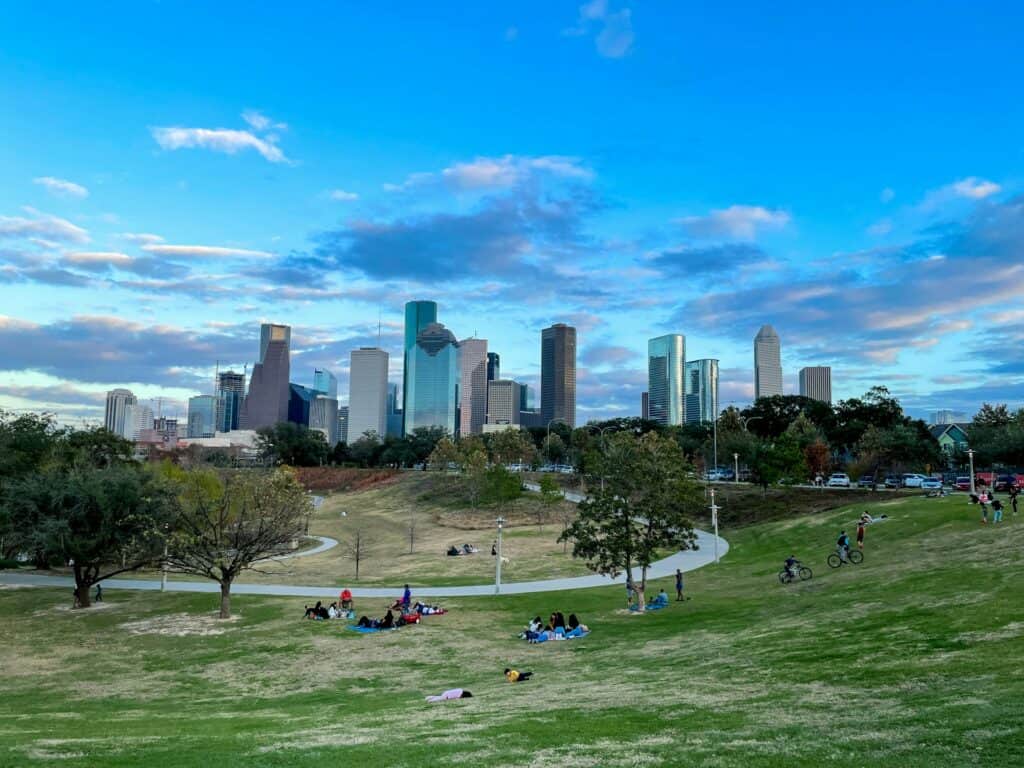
[219,579,232,619]
[72,564,91,609]
[638,565,648,612]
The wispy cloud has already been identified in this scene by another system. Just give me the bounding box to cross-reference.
[880,187,895,203]
[117,232,164,245]
[33,176,89,199]
[241,109,287,132]
[328,189,359,202]
[0,208,89,244]
[567,0,635,59]
[151,111,290,164]
[386,154,593,192]
[919,176,1002,211]
[141,244,274,259]
[64,251,134,270]
[678,205,790,240]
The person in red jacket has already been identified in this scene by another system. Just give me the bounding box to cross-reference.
[339,588,353,610]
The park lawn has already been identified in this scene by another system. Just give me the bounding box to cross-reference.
[1,493,1022,767]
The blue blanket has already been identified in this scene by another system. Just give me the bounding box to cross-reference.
[346,624,399,633]
[528,629,590,643]
[630,602,667,612]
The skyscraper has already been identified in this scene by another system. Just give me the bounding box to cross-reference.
[309,394,340,446]
[798,366,832,403]
[104,388,136,436]
[216,370,245,432]
[122,402,153,441]
[405,322,460,435]
[386,382,403,437]
[685,359,720,424]
[458,338,488,437]
[641,391,650,420]
[647,334,685,426]
[403,300,438,431]
[754,325,783,399]
[288,384,317,426]
[487,380,522,425]
[486,352,500,382]
[348,347,389,441]
[241,323,290,430]
[312,368,338,399]
[338,406,349,445]
[540,323,576,428]
[187,395,217,438]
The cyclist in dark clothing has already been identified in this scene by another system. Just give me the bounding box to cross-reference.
[836,531,851,562]
[783,555,800,580]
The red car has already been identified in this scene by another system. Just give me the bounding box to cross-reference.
[955,476,972,491]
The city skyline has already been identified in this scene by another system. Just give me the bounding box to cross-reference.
[1,4,1022,424]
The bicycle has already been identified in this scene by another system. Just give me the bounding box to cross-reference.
[827,548,863,568]
[778,565,813,584]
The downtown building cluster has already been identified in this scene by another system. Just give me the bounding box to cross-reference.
[103,301,578,448]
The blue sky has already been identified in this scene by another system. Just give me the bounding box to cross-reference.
[1,1,1022,425]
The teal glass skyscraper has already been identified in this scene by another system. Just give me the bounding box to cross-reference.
[647,334,685,426]
[405,322,460,435]
[685,359,719,424]
[403,300,438,431]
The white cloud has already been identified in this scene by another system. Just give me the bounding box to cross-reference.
[867,218,893,236]
[117,232,165,245]
[0,208,89,244]
[151,125,288,164]
[950,176,1001,200]
[33,176,89,199]
[241,109,287,133]
[678,205,790,240]
[567,1,634,59]
[328,189,359,202]
[65,251,134,267]
[389,155,593,192]
[142,244,274,259]
[880,187,895,203]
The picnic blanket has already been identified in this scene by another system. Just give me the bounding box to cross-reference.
[630,602,668,612]
[346,624,399,633]
[528,629,590,643]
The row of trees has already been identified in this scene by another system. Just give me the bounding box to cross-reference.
[1,412,311,617]
[961,404,1024,468]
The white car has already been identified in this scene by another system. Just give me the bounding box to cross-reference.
[827,473,851,488]
[921,477,943,490]
[902,473,927,488]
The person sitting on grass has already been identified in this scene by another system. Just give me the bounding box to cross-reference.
[304,605,317,620]
[380,609,395,629]
[504,668,534,683]
[328,602,339,619]
[339,588,353,610]
[650,589,670,607]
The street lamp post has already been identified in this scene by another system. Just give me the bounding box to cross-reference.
[733,452,739,484]
[967,449,976,495]
[495,516,506,594]
[709,487,720,564]
[161,540,168,592]
[586,424,614,492]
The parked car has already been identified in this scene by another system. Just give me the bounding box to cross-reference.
[995,474,1023,491]
[556,464,575,475]
[857,475,876,488]
[827,473,851,488]
[884,475,901,489]
[921,477,943,490]
[902,473,927,488]
[954,476,972,491]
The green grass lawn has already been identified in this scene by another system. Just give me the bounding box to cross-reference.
[1,493,1022,766]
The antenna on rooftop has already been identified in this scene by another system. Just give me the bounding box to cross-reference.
[377,306,382,347]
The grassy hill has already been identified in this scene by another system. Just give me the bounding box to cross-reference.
[1,493,1021,766]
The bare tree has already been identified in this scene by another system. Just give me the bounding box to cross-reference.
[164,468,311,618]
[407,513,416,554]
[343,529,371,580]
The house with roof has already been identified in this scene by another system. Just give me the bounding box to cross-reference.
[928,423,969,454]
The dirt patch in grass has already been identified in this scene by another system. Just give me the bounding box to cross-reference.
[119,612,240,637]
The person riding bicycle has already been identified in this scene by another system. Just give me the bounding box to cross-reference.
[836,530,851,562]
[783,555,800,581]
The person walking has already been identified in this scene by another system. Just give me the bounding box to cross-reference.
[979,490,990,524]
[992,498,1004,524]
[94,583,103,603]
[1009,485,1019,516]
[856,521,866,550]
[675,569,684,601]
[401,584,412,612]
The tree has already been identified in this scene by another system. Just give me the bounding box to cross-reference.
[164,467,312,618]
[559,432,701,610]
[751,434,807,494]
[856,423,942,481]
[542,433,566,464]
[428,437,460,471]
[489,428,536,468]
[349,431,384,467]
[804,440,831,479]
[481,465,522,512]
[0,411,59,481]
[256,422,329,466]
[343,528,371,581]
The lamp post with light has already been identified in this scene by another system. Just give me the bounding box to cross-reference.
[709,488,720,564]
[733,452,739,484]
[967,449,976,495]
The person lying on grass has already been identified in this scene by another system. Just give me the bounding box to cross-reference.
[426,689,473,702]
[504,668,533,683]
[412,601,445,615]
[356,609,396,629]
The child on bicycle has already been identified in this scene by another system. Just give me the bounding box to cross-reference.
[784,555,800,580]
[836,531,851,561]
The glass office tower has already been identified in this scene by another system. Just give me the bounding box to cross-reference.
[647,334,685,426]
[402,300,438,431]
[187,395,217,438]
[684,359,719,425]
[405,322,460,435]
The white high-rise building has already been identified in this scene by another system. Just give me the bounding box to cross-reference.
[458,338,488,437]
[310,394,340,446]
[798,366,832,403]
[104,388,136,436]
[348,347,389,442]
[754,325,783,399]
[122,402,154,441]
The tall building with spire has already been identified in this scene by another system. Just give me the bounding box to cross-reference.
[647,334,685,426]
[754,324,783,400]
[541,323,576,428]
[459,338,488,436]
[240,323,290,430]
[403,300,438,432]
